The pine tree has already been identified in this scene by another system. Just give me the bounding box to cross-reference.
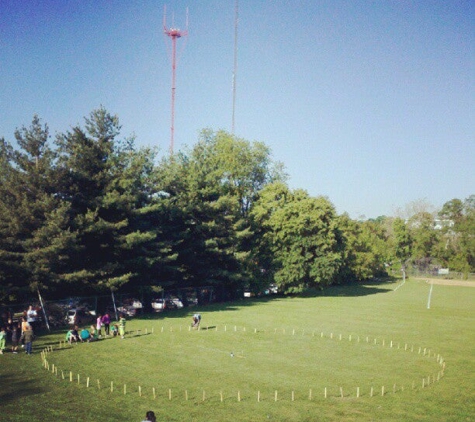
[0,117,77,301]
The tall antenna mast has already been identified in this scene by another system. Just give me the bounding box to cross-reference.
[231,0,239,134]
[164,6,188,154]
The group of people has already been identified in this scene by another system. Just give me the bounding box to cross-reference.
[0,305,38,355]
[66,312,126,344]
[2,307,201,360]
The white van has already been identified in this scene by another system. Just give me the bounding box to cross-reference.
[66,309,96,325]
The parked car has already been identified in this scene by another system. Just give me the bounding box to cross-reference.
[151,298,178,312]
[66,309,96,325]
[170,297,183,308]
[151,299,165,312]
[46,304,67,327]
[265,284,278,294]
[132,299,142,309]
[117,305,136,317]
[122,298,143,309]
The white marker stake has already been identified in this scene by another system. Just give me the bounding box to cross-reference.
[427,282,434,309]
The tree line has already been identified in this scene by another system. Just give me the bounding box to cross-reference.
[1,109,473,304]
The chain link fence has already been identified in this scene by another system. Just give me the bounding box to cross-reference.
[408,269,475,281]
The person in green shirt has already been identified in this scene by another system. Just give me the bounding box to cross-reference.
[89,325,98,341]
[0,327,6,354]
[119,314,126,339]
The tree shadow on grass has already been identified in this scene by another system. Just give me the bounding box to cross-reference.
[134,297,288,321]
[0,371,44,405]
[319,284,392,297]
[131,277,401,321]
[311,278,398,298]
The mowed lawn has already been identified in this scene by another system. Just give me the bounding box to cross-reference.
[1,279,474,422]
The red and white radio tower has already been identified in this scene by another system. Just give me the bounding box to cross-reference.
[163,6,188,154]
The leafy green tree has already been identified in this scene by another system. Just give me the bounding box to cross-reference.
[247,182,291,293]
[436,196,475,276]
[198,129,286,216]
[154,130,285,298]
[336,215,388,282]
[406,211,440,272]
[251,183,342,293]
[392,218,413,281]
[439,199,464,223]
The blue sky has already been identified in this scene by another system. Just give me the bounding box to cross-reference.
[1,0,473,218]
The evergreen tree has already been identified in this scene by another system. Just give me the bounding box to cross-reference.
[55,108,162,293]
[0,117,77,300]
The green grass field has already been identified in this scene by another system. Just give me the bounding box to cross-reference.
[1,278,474,421]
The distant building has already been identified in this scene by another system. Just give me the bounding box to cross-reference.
[434,219,454,230]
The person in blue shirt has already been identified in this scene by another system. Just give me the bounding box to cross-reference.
[80,327,91,342]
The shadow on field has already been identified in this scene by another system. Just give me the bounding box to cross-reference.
[318,278,398,297]
[0,371,44,404]
[130,279,399,323]
[134,296,289,321]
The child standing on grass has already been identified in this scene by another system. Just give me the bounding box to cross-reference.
[23,329,34,355]
[96,314,102,338]
[0,327,6,354]
[10,322,20,353]
[118,314,126,339]
[102,313,111,336]
[21,316,31,333]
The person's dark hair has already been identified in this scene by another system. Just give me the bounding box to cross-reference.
[145,410,156,422]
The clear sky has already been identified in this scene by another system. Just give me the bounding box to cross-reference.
[1,0,473,219]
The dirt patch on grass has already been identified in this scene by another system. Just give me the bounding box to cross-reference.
[415,278,475,287]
